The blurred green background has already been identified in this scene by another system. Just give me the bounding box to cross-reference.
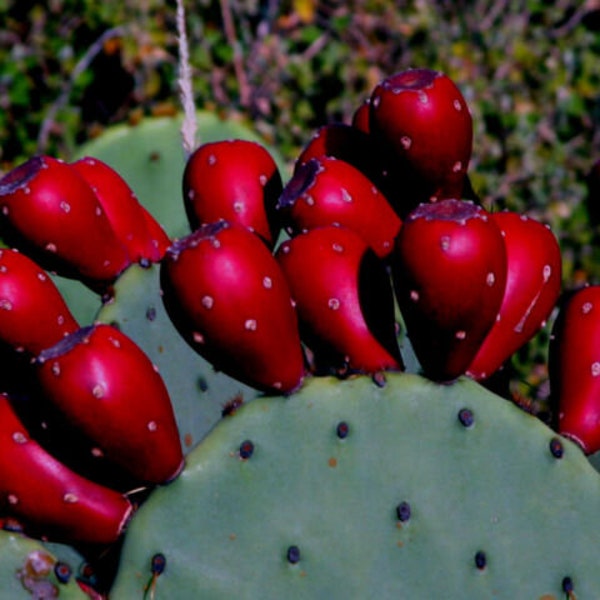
[0,0,599,410]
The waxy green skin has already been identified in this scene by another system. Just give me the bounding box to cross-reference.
[111,374,600,599]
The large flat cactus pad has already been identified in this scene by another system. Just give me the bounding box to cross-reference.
[111,373,600,598]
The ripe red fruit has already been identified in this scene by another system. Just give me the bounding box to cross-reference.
[160,220,305,393]
[35,323,183,485]
[276,225,403,374]
[369,68,473,213]
[391,199,507,381]
[139,203,172,262]
[278,156,402,259]
[468,212,562,380]
[549,285,600,454]
[0,393,132,545]
[0,248,79,355]
[351,98,371,134]
[0,156,131,285]
[72,156,170,265]
[294,123,390,193]
[182,139,283,247]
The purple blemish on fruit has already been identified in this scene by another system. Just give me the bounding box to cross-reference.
[277,159,320,210]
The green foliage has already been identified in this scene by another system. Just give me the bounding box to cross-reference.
[111,373,600,598]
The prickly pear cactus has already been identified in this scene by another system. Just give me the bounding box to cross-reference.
[0,530,87,598]
[111,373,600,598]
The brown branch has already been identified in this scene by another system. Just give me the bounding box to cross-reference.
[37,26,127,155]
[219,0,252,107]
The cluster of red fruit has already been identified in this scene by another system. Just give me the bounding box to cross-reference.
[0,67,598,552]
[168,68,600,458]
[167,68,561,388]
[0,156,183,546]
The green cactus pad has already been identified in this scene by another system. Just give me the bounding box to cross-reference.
[97,264,260,453]
[0,531,87,599]
[111,373,600,598]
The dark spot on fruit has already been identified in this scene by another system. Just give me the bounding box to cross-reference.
[562,575,574,594]
[474,550,487,570]
[287,545,301,564]
[277,159,319,210]
[336,421,350,439]
[151,553,167,575]
[239,440,254,460]
[146,306,157,321]
[149,151,161,162]
[197,376,208,392]
[54,561,72,584]
[396,501,411,522]
[549,437,564,459]
[458,408,474,428]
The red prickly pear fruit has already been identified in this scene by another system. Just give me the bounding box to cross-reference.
[276,225,403,375]
[549,285,600,454]
[182,139,283,247]
[277,156,402,259]
[139,203,172,262]
[351,98,371,134]
[369,68,473,214]
[0,393,132,545]
[0,156,131,285]
[35,323,184,485]
[160,220,305,394]
[294,123,390,193]
[71,156,169,265]
[468,212,562,381]
[0,248,79,355]
[391,199,507,381]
